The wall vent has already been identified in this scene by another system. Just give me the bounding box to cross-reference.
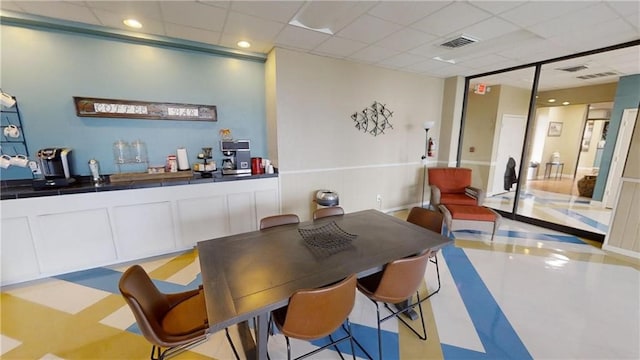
[557,65,588,72]
[576,71,618,80]
[440,35,478,48]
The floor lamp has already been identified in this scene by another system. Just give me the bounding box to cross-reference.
[421,121,435,208]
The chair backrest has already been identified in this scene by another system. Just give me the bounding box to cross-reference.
[427,167,472,194]
[259,214,300,230]
[280,274,357,341]
[313,206,345,220]
[371,252,431,304]
[119,265,171,346]
[406,207,443,234]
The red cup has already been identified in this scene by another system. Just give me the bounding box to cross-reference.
[251,157,263,175]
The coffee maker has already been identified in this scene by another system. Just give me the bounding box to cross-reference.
[33,147,76,189]
[220,140,251,176]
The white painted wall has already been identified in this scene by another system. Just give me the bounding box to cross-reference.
[266,48,444,219]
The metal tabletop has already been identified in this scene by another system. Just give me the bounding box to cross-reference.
[197,209,452,359]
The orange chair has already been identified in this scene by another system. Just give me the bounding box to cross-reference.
[313,206,345,220]
[427,167,485,209]
[271,274,362,360]
[260,214,300,230]
[357,251,432,360]
[119,265,239,360]
[406,207,443,297]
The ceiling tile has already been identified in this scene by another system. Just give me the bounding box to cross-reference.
[275,25,331,51]
[367,1,451,26]
[198,1,230,9]
[335,14,403,43]
[469,1,526,15]
[408,42,444,58]
[223,11,286,42]
[0,1,26,12]
[165,23,220,46]
[230,1,303,23]
[410,2,492,37]
[605,1,640,18]
[378,53,427,68]
[498,1,598,28]
[547,17,637,53]
[347,45,397,64]
[86,1,163,20]
[290,1,375,34]
[311,36,368,58]
[374,28,436,52]
[403,59,449,73]
[92,8,166,36]
[527,3,621,39]
[460,17,520,42]
[218,33,272,53]
[14,1,101,26]
[159,2,227,32]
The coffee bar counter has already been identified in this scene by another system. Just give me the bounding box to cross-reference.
[0,171,278,200]
[0,172,280,286]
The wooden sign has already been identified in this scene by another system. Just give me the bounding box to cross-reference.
[73,97,217,121]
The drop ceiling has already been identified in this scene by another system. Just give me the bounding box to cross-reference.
[1,1,639,91]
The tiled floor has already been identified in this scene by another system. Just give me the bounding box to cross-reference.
[1,205,637,359]
[485,188,611,235]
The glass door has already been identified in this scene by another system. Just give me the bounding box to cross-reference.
[460,67,536,215]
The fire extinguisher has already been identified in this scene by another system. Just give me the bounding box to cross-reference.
[427,137,435,157]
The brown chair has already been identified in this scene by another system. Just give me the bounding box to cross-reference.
[119,265,239,360]
[260,214,300,230]
[271,274,364,360]
[356,251,432,360]
[427,167,485,209]
[312,206,345,220]
[406,207,444,297]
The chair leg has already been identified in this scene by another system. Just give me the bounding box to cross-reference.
[225,328,241,360]
[328,334,345,360]
[385,292,427,341]
[286,336,292,360]
[425,254,441,299]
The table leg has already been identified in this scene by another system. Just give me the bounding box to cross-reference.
[255,313,269,360]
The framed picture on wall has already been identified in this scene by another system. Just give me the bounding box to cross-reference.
[548,122,563,137]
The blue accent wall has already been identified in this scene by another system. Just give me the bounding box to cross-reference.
[593,74,640,200]
[1,24,266,180]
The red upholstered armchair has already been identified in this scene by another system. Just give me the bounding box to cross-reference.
[427,167,485,208]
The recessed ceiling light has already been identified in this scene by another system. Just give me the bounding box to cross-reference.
[547,98,556,103]
[562,101,570,105]
[123,19,142,29]
[237,40,251,49]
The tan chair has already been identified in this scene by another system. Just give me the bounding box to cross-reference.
[406,207,443,297]
[119,265,239,360]
[427,167,485,209]
[260,214,300,230]
[312,206,345,220]
[271,274,363,360]
[357,251,432,360]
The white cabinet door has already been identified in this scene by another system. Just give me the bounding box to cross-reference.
[228,192,255,234]
[177,195,229,247]
[255,189,280,224]
[112,202,176,260]
[34,209,117,274]
[1,217,40,284]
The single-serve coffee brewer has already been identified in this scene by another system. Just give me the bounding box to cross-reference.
[220,140,251,176]
[33,147,76,189]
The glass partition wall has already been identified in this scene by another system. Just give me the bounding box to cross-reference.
[459,41,640,241]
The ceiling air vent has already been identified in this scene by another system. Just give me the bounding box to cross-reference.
[557,65,588,72]
[576,71,618,80]
[440,35,478,48]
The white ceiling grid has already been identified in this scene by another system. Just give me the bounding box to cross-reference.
[0,0,638,90]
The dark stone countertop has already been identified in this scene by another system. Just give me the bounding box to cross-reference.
[0,171,279,200]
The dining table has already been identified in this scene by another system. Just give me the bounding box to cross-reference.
[197,209,453,360]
